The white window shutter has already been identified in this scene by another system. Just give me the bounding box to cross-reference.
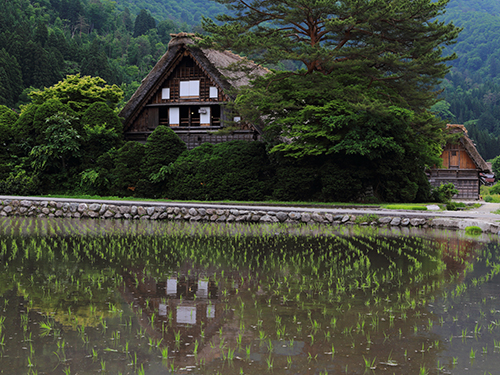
[161,88,170,99]
[200,107,211,125]
[190,80,200,97]
[209,86,218,99]
[180,81,189,97]
[169,107,179,125]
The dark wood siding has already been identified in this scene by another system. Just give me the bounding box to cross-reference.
[429,169,480,199]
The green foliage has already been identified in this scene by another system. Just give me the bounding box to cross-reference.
[0,168,41,196]
[236,72,440,202]
[136,126,187,197]
[110,141,146,196]
[30,112,82,172]
[0,48,23,108]
[492,156,500,179]
[0,106,18,146]
[490,183,500,195]
[432,183,459,203]
[465,225,482,235]
[82,101,122,132]
[133,9,156,37]
[30,75,123,113]
[167,141,273,201]
[354,214,379,224]
[143,126,186,178]
[446,201,466,210]
[202,0,459,110]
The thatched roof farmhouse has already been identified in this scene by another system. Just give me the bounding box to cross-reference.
[120,33,268,149]
[429,124,492,199]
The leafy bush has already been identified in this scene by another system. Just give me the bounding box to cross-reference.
[167,141,273,201]
[431,183,458,203]
[319,160,368,202]
[0,169,41,196]
[490,183,500,195]
[110,141,146,196]
[354,214,379,223]
[465,226,482,235]
[81,102,122,133]
[143,126,186,178]
[80,102,123,169]
[446,201,466,211]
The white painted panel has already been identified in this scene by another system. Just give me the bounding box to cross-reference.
[159,304,167,316]
[200,107,211,125]
[190,80,200,97]
[161,88,170,99]
[167,278,177,295]
[233,116,241,123]
[177,306,196,325]
[180,81,190,97]
[197,280,209,299]
[209,86,218,98]
[169,107,179,125]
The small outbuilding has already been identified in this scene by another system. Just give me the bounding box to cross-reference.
[429,124,492,199]
[119,33,268,149]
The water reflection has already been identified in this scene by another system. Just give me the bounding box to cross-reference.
[0,217,499,374]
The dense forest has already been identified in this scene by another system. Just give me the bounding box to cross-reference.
[435,0,500,160]
[0,0,226,110]
[2,0,500,160]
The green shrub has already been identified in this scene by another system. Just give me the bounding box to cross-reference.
[484,195,494,202]
[81,102,123,134]
[80,102,124,169]
[465,226,482,235]
[354,214,378,223]
[143,126,186,178]
[446,201,466,211]
[490,183,500,195]
[319,161,367,202]
[110,141,146,196]
[432,183,458,203]
[0,169,41,196]
[168,141,273,201]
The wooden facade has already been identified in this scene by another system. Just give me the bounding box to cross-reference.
[120,33,267,149]
[429,125,491,200]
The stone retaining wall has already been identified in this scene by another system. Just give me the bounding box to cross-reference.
[0,199,498,234]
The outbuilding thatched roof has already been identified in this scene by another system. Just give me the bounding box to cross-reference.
[120,33,269,130]
[447,124,492,173]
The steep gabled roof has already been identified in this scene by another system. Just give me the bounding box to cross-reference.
[120,33,269,131]
[447,124,492,173]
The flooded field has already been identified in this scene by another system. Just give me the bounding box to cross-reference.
[1,217,500,374]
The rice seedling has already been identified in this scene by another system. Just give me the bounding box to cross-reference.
[470,347,476,359]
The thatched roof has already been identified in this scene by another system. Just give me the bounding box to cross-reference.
[447,124,492,173]
[120,33,269,131]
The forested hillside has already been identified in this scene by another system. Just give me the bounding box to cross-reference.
[437,0,500,160]
[1,0,500,160]
[113,0,226,30]
[0,0,227,110]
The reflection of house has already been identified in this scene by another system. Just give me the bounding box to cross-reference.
[429,124,492,199]
[119,266,256,368]
[120,32,268,149]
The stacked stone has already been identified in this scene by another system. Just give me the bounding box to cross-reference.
[0,199,497,233]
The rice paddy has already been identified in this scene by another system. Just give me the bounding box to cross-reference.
[0,217,500,374]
